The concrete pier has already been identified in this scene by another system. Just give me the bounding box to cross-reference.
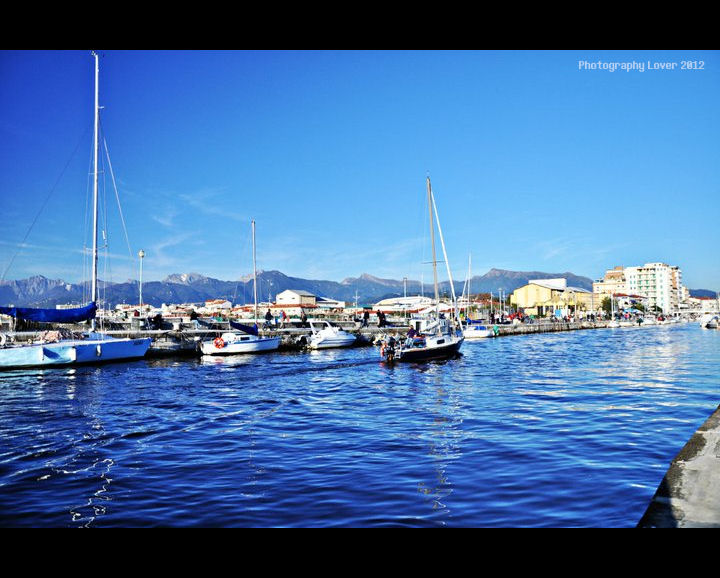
[638,404,720,528]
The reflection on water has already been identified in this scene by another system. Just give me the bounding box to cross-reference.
[0,323,717,527]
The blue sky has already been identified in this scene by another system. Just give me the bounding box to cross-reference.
[1,50,719,290]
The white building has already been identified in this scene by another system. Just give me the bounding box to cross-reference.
[625,262,684,314]
[276,289,317,308]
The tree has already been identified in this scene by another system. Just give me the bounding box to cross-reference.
[601,296,612,315]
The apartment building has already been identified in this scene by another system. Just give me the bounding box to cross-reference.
[593,262,686,314]
[592,266,627,302]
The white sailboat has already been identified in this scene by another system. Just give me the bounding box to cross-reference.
[0,52,151,370]
[381,177,464,363]
[461,254,495,339]
[200,220,280,355]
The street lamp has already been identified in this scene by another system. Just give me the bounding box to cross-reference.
[138,249,145,309]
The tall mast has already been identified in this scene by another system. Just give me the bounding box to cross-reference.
[91,51,100,331]
[426,177,439,306]
[429,179,459,327]
[252,220,258,322]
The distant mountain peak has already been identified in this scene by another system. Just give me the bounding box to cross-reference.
[163,272,208,285]
[342,273,397,286]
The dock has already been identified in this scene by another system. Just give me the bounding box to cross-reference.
[2,318,666,357]
[638,404,720,527]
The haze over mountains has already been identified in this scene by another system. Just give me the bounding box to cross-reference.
[0,268,714,309]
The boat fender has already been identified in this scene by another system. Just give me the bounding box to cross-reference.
[214,337,225,349]
[380,344,386,357]
[0,333,6,347]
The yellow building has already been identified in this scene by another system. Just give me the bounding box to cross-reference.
[510,278,594,317]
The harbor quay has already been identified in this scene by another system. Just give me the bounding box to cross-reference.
[3,316,642,355]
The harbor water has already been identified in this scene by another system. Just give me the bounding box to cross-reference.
[1,323,718,527]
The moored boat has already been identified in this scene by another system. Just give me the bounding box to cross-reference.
[199,220,280,356]
[308,321,356,349]
[200,325,280,355]
[0,52,152,370]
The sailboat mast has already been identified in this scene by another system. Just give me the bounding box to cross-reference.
[91,51,100,330]
[426,177,439,305]
[252,220,258,322]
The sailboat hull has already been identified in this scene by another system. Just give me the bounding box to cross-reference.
[0,336,152,370]
[200,333,280,355]
[391,335,464,362]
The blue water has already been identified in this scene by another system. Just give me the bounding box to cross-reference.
[1,323,718,527]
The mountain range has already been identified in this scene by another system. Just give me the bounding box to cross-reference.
[0,269,715,309]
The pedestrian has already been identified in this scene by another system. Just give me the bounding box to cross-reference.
[362,309,369,327]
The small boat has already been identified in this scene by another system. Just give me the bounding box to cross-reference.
[0,52,152,370]
[463,319,496,339]
[385,318,463,363]
[699,313,719,329]
[199,220,280,355]
[200,323,280,355]
[308,321,356,349]
[381,177,463,363]
[459,255,495,339]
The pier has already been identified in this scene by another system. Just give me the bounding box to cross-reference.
[638,404,720,527]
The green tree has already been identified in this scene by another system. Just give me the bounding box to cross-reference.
[601,296,611,315]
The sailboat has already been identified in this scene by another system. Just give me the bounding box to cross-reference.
[199,220,280,355]
[0,52,152,370]
[461,254,495,339]
[381,177,464,363]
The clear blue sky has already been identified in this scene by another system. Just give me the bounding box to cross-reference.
[1,50,719,290]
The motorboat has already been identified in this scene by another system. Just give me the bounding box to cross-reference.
[699,313,719,329]
[463,319,496,339]
[308,321,356,349]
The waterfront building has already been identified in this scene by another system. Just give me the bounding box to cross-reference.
[510,278,593,317]
[316,297,346,311]
[625,262,684,314]
[593,266,627,303]
[276,289,317,308]
[200,299,232,316]
[593,262,687,314]
[373,295,434,314]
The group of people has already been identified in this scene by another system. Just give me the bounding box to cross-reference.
[358,309,389,328]
[263,309,308,328]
